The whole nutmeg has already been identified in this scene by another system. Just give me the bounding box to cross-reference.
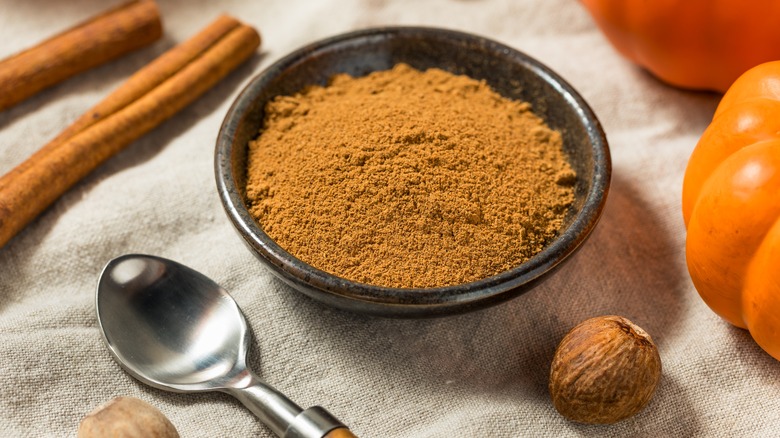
[77,396,180,438]
[549,315,662,424]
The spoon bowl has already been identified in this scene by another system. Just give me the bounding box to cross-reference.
[97,254,248,391]
[96,254,355,438]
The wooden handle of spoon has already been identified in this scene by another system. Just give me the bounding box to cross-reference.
[324,427,357,438]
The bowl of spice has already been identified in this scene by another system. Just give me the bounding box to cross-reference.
[216,27,610,317]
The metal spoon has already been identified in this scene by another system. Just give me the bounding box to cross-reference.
[96,254,356,438]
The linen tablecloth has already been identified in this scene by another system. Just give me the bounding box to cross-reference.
[2,0,778,436]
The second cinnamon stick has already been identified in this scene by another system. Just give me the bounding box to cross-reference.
[0,16,261,248]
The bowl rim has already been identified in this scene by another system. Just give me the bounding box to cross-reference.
[215,25,611,311]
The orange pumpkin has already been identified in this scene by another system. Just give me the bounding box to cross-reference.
[683,61,780,360]
[580,0,780,92]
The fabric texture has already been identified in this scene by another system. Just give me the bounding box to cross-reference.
[1,0,778,437]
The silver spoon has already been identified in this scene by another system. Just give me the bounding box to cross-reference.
[96,254,356,438]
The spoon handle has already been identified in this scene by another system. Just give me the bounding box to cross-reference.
[324,428,358,438]
[227,372,352,438]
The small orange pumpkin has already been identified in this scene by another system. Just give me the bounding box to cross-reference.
[580,0,780,92]
[683,61,780,360]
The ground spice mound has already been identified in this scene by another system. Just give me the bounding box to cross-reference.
[245,63,576,289]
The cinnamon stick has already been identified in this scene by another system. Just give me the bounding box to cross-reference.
[0,16,261,248]
[0,15,242,188]
[0,0,162,112]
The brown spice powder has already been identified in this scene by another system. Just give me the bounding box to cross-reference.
[246,63,576,288]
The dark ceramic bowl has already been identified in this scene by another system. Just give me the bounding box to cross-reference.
[216,27,610,318]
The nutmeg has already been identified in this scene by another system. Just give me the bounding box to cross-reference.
[77,396,179,438]
[549,315,662,424]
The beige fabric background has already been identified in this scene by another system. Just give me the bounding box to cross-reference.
[1,0,778,436]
